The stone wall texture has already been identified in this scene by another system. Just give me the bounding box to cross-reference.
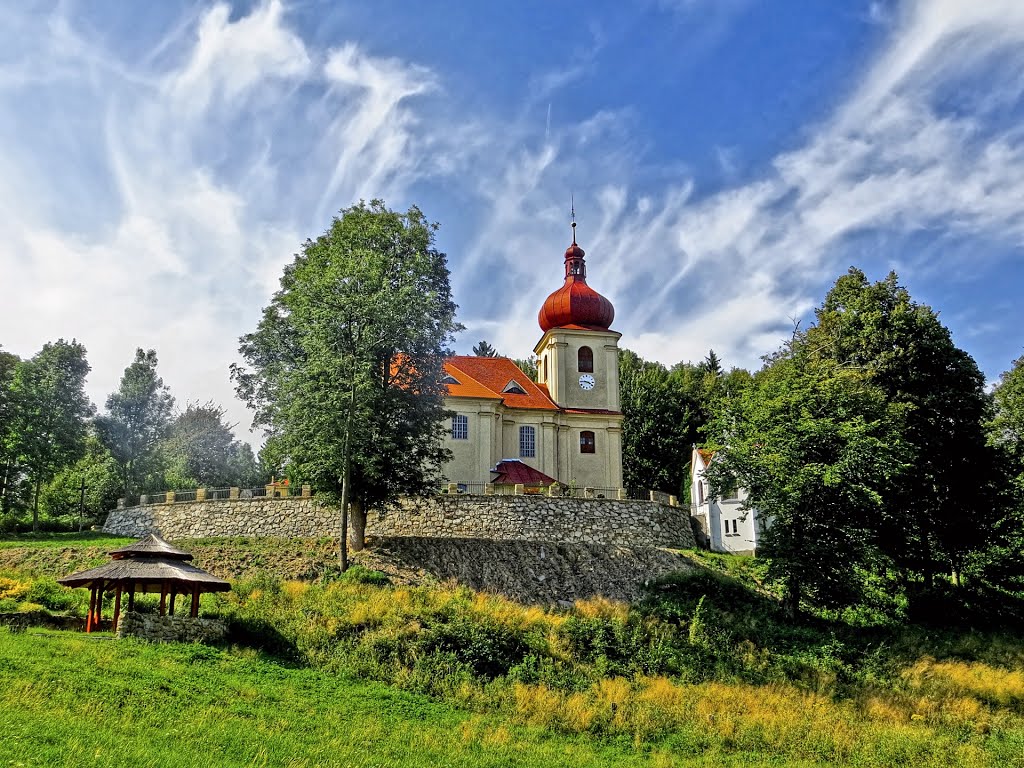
[369,495,695,548]
[104,498,336,539]
[116,612,227,644]
[104,495,695,549]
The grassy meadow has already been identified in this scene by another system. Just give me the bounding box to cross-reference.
[3,534,1024,766]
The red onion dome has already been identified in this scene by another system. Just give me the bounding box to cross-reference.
[538,239,615,332]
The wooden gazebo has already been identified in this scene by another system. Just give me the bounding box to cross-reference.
[58,535,231,633]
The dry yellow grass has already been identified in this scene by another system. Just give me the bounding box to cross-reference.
[906,657,1024,708]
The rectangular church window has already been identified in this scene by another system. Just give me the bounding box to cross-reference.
[519,426,536,458]
[451,414,468,440]
[580,430,596,454]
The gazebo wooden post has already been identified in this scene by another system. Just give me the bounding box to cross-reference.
[94,582,104,630]
[127,581,135,612]
[159,582,168,616]
[190,585,200,618]
[169,587,177,616]
[112,585,123,633]
[86,586,96,633]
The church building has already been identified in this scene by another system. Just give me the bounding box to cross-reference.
[440,226,624,490]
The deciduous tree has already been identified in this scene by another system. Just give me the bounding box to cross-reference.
[9,340,94,531]
[160,401,261,488]
[806,268,996,589]
[95,349,175,496]
[232,200,461,569]
[705,346,906,616]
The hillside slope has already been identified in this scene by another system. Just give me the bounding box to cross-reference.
[0,535,693,604]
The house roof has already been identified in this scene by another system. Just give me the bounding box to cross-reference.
[445,356,559,411]
[491,459,557,486]
[697,448,715,466]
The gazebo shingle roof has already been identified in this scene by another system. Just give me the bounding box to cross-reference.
[108,533,194,560]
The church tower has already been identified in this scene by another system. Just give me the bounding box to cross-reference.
[534,224,621,412]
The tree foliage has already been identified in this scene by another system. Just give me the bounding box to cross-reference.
[619,349,751,496]
[978,356,1024,592]
[806,268,996,587]
[161,401,262,489]
[7,340,94,530]
[0,346,21,514]
[513,357,538,381]
[40,434,121,528]
[472,340,499,357]
[705,347,906,615]
[95,349,175,496]
[232,200,462,567]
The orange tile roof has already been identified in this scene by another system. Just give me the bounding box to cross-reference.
[441,360,501,400]
[445,356,559,410]
[698,449,715,466]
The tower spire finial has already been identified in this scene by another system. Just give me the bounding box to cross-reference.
[570,194,577,245]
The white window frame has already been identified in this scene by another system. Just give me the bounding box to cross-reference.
[451,414,469,440]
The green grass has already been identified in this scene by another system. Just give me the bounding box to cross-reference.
[0,629,808,768]
[4,537,1024,766]
[0,530,133,550]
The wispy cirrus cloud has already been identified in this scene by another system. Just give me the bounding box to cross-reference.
[1,0,1023,449]
[0,1,447,439]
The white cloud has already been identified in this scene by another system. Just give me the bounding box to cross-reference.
[3,0,1024,456]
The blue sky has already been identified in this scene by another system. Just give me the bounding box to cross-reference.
[2,0,1023,442]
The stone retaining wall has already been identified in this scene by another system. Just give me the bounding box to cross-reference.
[369,495,695,548]
[116,612,227,644]
[104,495,695,549]
[103,498,335,539]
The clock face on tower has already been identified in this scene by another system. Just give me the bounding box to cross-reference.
[578,374,596,390]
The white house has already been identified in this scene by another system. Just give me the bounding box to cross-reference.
[690,447,767,555]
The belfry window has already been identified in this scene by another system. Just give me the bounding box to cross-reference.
[580,431,596,454]
[578,346,594,373]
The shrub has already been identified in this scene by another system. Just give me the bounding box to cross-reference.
[26,577,79,612]
[338,565,390,586]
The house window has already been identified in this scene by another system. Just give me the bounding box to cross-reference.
[519,426,536,458]
[451,414,468,440]
[580,430,596,454]
[578,346,594,373]
[732,519,738,534]
[723,520,728,537]
[722,482,739,500]
[698,482,704,505]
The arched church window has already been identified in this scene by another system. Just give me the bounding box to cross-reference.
[580,431,596,454]
[578,346,594,373]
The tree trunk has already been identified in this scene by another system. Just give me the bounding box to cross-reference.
[339,458,350,572]
[0,455,10,514]
[350,500,366,552]
[32,478,41,533]
[338,370,358,571]
[783,573,801,619]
